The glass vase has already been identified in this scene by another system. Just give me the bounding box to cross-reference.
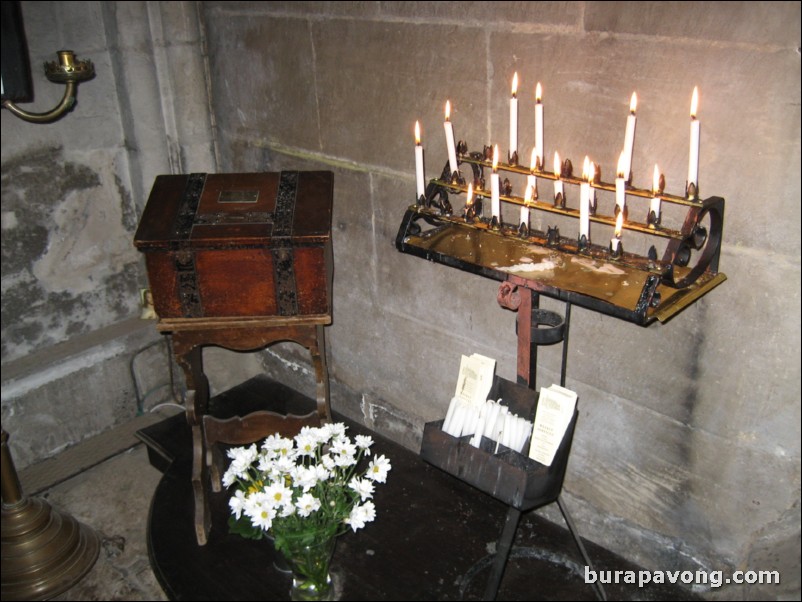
[277,525,338,601]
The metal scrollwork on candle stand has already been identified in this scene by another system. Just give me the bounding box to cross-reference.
[397,140,727,326]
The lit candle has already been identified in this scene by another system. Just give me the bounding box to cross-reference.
[615,151,626,214]
[580,156,590,242]
[553,151,564,202]
[527,147,538,199]
[611,210,624,255]
[688,86,700,197]
[414,121,425,200]
[510,72,518,161]
[622,92,637,182]
[650,164,662,223]
[465,182,473,209]
[535,82,544,169]
[521,182,533,228]
[491,144,500,219]
[444,100,459,177]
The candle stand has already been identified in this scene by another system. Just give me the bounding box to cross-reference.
[399,147,726,325]
[399,148,727,600]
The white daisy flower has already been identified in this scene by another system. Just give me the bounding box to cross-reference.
[355,434,373,455]
[295,493,321,517]
[348,477,374,501]
[366,455,392,483]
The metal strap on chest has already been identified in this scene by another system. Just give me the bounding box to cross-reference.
[273,171,300,315]
[174,173,207,317]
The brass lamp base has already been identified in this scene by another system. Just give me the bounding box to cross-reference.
[2,431,100,601]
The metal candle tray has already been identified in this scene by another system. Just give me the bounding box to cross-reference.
[396,153,727,326]
[419,376,576,511]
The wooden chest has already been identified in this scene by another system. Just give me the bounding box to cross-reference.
[134,171,333,320]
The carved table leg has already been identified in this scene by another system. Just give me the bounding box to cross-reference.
[171,338,212,546]
[311,324,332,423]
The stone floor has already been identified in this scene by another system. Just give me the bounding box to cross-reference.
[10,408,179,602]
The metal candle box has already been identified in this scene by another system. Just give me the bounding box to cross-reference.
[420,376,577,511]
[134,171,333,320]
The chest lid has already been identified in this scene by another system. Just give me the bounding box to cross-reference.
[134,171,333,250]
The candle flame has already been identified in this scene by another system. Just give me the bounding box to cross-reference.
[690,87,699,119]
[415,121,421,145]
[530,148,538,172]
[614,210,624,238]
[466,183,473,205]
[653,164,660,194]
[445,100,451,121]
[493,144,499,171]
[536,82,542,103]
[582,156,590,180]
[524,183,534,203]
[512,72,518,97]
[630,91,637,114]
[617,151,626,178]
[554,151,561,176]
[590,161,596,183]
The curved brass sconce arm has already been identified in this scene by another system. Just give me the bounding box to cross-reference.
[2,50,95,123]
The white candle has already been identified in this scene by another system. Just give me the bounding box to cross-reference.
[444,100,458,177]
[688,87,700,197]
[521,183,533,227]
[527,147,538,199]
[611,209,624,254]
[509,72,518,160]
[491,144,500,219]
[615,151,626,214]
[553,151,564,201]
[535,82,544,169]
[650,164,662,222]
[622,92,637,181]
[580,156,590,242]
[414,121,425,200]
[442,396,459,433]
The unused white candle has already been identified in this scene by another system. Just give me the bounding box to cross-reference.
[414,121,425,200]
[535,82,544,169]
[553,151,564,201]
[491,144,500,219]
[615,151,626,214]
[444,100,458,177]
[521,183,533,227]
[580,156,590,241]
[650,164,662,221]
[510,72,518,159]
[688,87,700,197]
[443,396,459,433]
[622,92,637,181]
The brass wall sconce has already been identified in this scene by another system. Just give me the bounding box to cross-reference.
[2,50,94,123]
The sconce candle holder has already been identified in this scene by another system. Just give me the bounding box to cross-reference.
[2,50,94,123]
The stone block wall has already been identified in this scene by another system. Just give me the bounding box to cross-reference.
[1,2,798,598]
[201,2,800,597]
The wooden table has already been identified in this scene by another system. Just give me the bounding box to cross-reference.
[138,376,699,601]
[159,316,331,545]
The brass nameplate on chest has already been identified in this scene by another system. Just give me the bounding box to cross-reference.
[218,190,259,203]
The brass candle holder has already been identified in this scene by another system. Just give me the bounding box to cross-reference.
[402,142,726,325]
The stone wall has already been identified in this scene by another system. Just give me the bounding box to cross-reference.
[1,2,799,599]
[201,2,800,598]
